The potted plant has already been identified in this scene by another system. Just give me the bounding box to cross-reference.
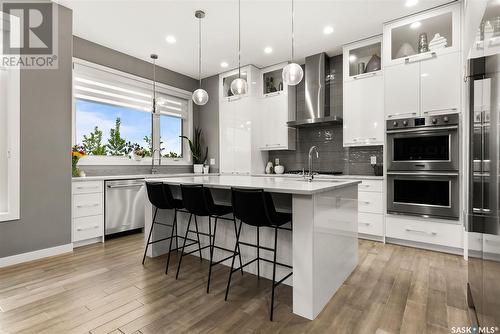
[128,143,146,161]
[181,127,208,174]
[72,145,86,177]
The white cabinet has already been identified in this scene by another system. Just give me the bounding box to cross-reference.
[383,3,462,119]
[219,98,267,174]
[258,63,296,151]
[343,36,384,147]
[0,14,20,222]
[219,65,259,102]
[72,180,104,246]
[384,62,420,119]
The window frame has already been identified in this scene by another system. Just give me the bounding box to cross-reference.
[72,58,193,166]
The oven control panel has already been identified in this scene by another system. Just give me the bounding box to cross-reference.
[387,113,459,130]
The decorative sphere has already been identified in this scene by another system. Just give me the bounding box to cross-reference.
[230,77,248,96]
[192,88,209,105]
[282,63,304,86]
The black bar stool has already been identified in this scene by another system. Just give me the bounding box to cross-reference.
[143,182,193,274]
[176,184,243,293]
[225,188,293,321]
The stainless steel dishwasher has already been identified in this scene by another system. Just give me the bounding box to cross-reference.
[105,179,146,236]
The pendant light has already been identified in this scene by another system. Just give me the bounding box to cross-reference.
[230,0,248,96]
[282,0,303,86]
[192,10,209,105]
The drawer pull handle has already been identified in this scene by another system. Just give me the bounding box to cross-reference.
[405,228,437,236]
[76,204,100,208]
[76,186,99,190]
[76,225,99,231]
[360,201,370,205]
[359,185,370,188]
[359,222,371,226]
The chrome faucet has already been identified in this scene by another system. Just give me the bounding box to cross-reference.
[151,148,162,174]
[307,146,319,182]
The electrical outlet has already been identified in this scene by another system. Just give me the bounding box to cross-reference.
[370,156,377,165]
[210,158,216,165]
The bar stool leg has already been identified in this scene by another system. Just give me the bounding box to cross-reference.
[256,226,260,280]
[207,217,218,293]
[176,214,193,280]
[270,226,278,321]
[165,208,177,275]
[225,220,242,301]
[142,207,158,265]
[193,215,203,261]
[233,218,244,275]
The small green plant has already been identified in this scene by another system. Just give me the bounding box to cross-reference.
[180,127,208,165]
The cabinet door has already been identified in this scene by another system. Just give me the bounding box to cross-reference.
[343,81,362,146]
[420,52,461,115]
[231,99,252,174]
[260,93,288,149]
[384,62,420,119]
[219,101,234,173]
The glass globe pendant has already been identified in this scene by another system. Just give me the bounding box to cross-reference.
[192,10,209,105]
[282,63,303,86]
[230,0,248,96]
[192,88,209,105]
[282,0,303,86]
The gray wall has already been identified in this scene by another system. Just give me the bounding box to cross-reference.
[0,5,73,257]
[73,37,199,175]
[194,75,220,172]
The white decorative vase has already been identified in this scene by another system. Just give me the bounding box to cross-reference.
[203,166,209,174]
[193,164,204,174]
[274,165,285,174]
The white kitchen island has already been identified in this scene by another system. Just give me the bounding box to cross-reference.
[144,175,360,320]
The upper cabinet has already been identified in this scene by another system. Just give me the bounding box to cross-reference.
[383,4,460,67]
[258,63,296,151]
[219,65,260,102]
[383,3,462,119]
[343,36,384,147]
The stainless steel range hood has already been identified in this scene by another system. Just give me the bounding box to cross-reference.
[287,52,342,128]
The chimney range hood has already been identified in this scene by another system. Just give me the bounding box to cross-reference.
[287,52,342,127]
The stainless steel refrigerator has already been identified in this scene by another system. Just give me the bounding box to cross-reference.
[468,55,500,327]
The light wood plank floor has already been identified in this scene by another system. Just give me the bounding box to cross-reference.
[0,234,470,334]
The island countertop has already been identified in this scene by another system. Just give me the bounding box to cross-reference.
[145,174,361,195]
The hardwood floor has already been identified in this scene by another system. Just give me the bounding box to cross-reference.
[0,234,470,334]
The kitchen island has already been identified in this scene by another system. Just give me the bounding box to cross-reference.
[144,175,360,320]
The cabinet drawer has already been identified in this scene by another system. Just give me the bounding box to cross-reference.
[386,216,462,248]
[73,215,103,242]
[358,180,383,193]
[358,212,384,236]
[72,181,103,194]
[73,193,103,218]
[358,192,383,214]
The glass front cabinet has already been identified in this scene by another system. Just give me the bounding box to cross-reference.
[219,65,260,102]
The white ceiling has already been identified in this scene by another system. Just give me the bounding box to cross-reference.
[59,0,453,80]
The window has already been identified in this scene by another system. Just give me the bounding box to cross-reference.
[73,60,192,165]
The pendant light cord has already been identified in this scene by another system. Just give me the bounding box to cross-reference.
[238,0,241,78]
[198,15,202,87]
[291,0,295,61]
[152,59,156,113]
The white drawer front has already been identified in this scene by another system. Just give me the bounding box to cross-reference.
[358,192,383,214]
[73,193,103,218]
[357,180,383,193]
[386,216,462,248]
[72,181,103,195]
[73,215,103,242]
[358,212,384,236]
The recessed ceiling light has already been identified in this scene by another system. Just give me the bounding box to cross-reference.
[405,0,418,7]
[165,35,176,44]
[323,26,334,35]
[410,21,421,29]
[264,47,273,54]
[220,61,228,68]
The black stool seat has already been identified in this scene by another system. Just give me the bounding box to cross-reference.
[211,204,233,217]
[225,187,293,321]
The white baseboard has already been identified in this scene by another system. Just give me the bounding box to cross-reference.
[0,243,73,268]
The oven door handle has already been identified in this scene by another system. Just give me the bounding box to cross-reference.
[386,125,458,134]
[386,171,459,176]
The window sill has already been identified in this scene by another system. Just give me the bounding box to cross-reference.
[77,156,192,166]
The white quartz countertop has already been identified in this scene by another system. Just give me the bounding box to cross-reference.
[146,175,361,195]
[72,173,217,182]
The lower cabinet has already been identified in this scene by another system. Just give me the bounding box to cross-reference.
[386,215,463,249]
[71,180,104,246]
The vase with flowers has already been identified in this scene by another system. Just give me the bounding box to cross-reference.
[72,145,86,177]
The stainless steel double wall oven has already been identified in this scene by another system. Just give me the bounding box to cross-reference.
[386,113,460,219]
